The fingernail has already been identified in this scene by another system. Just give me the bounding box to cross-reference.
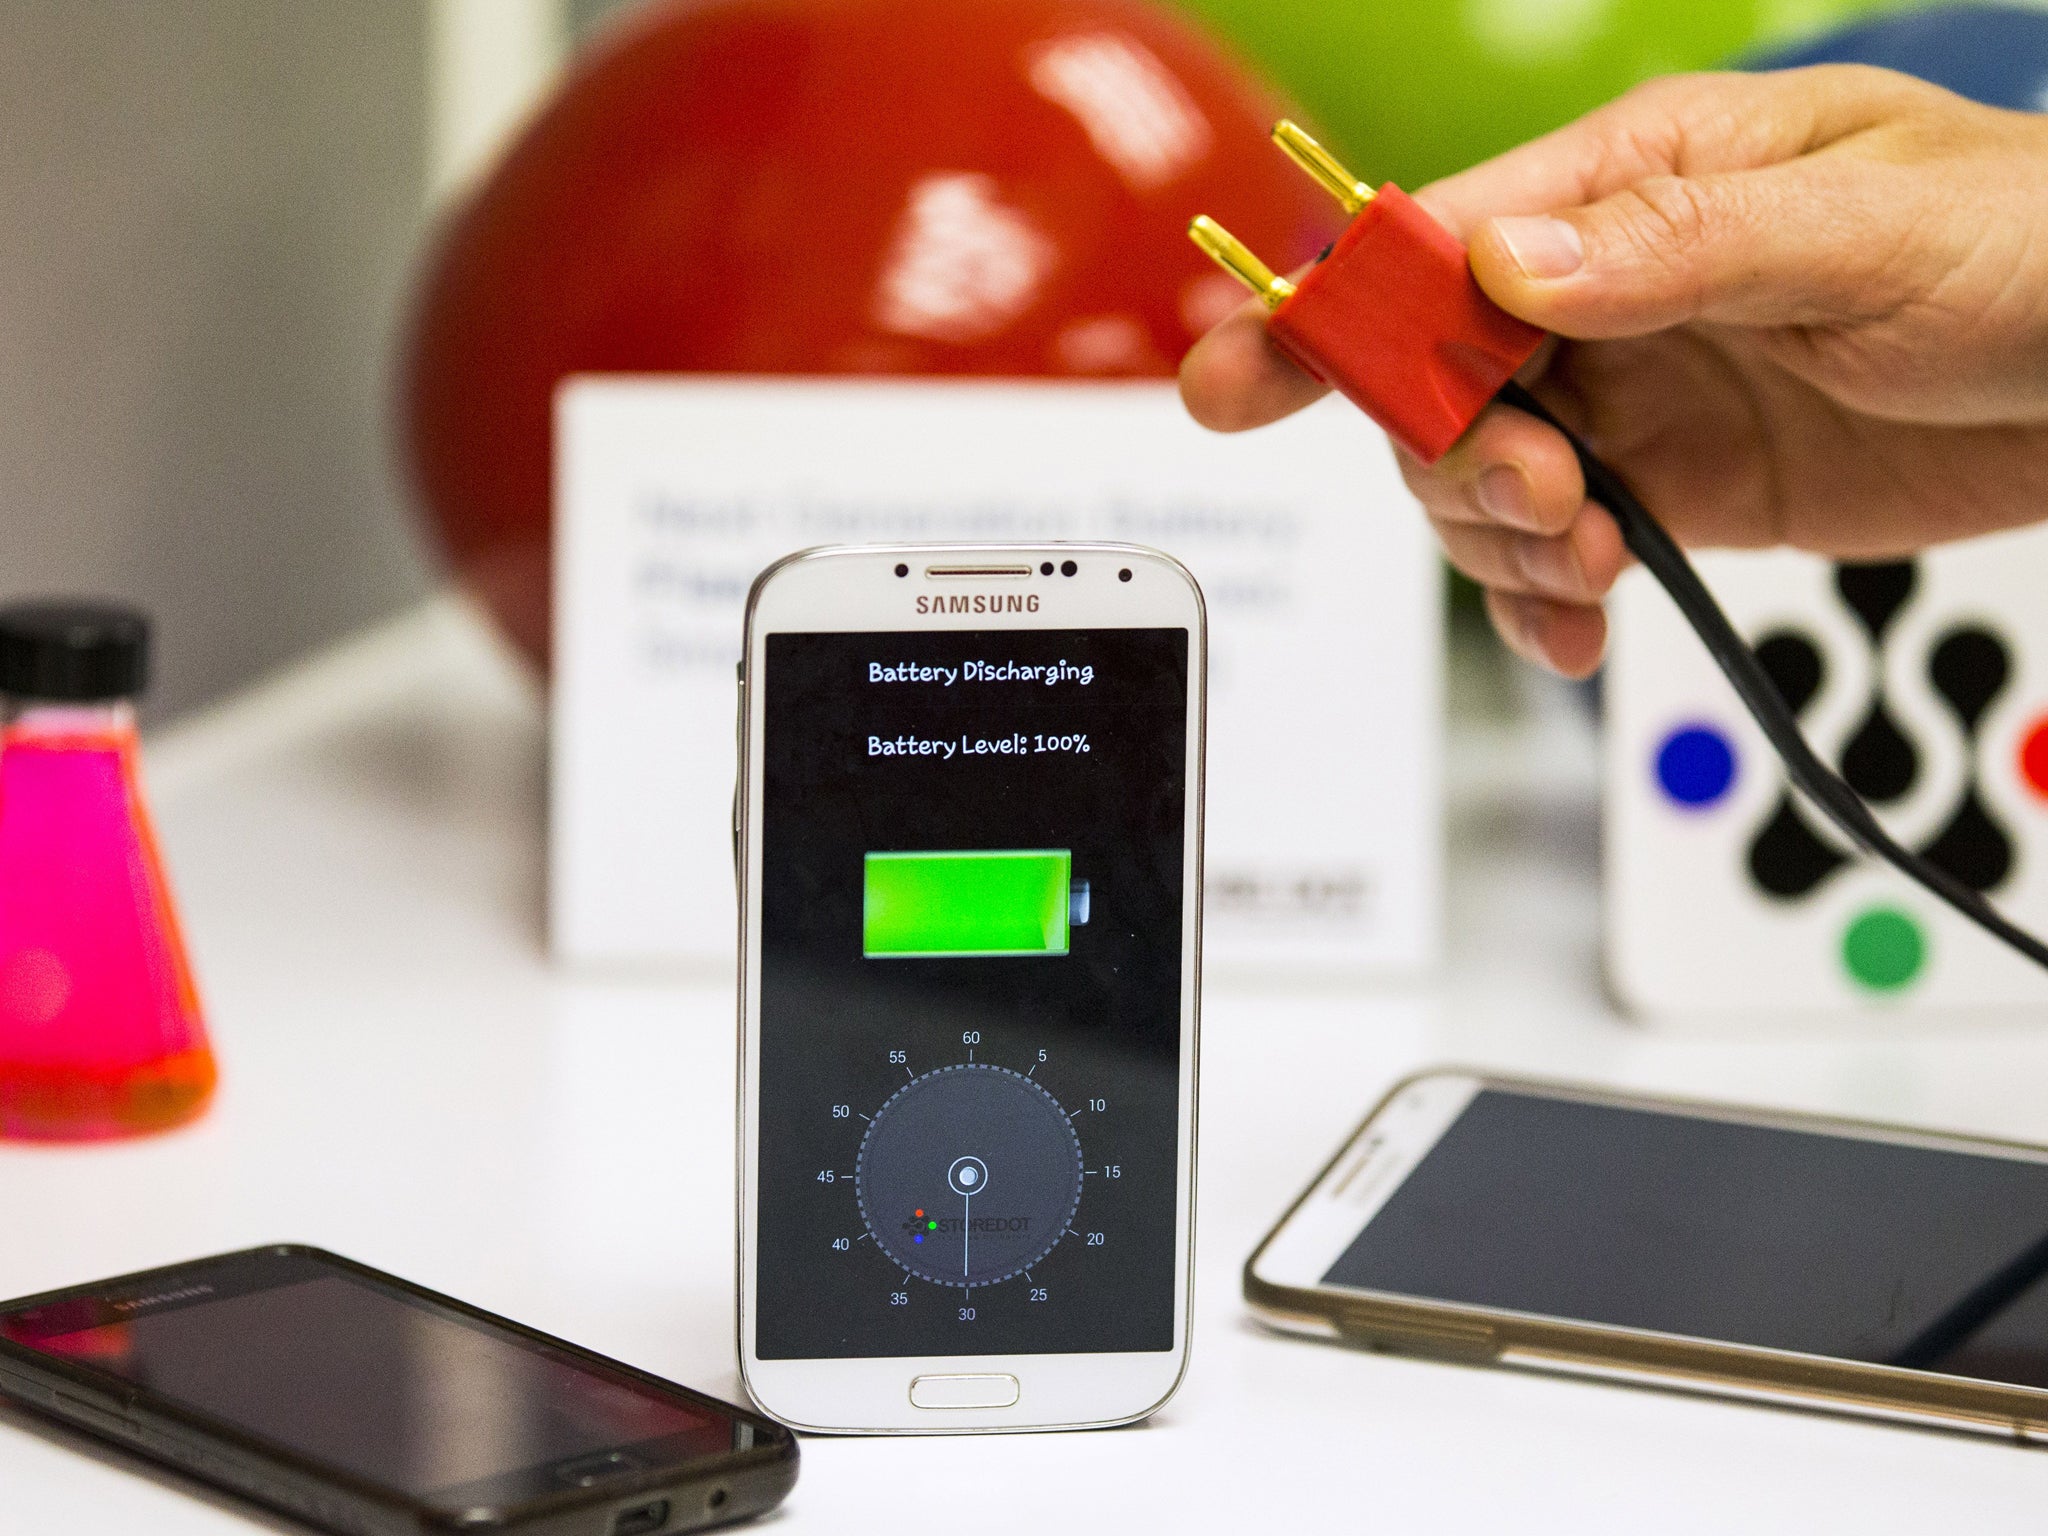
[1492,216,1584,280]
[1514,535,1586,599]
[1475,464,1542,531]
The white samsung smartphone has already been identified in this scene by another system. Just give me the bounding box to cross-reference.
[1247,1070,2048,1440]
[735,543,1205,1433]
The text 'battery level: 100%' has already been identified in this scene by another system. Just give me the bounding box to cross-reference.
[867,733,1090,759]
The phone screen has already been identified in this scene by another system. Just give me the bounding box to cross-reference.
[754,626,1189,1360]
[1,1253,750,1509]
[1326,1088,2048,1388]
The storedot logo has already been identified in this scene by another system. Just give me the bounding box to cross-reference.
[901,1208,1033,1241]
[113,1284,214,1313]
[914,594,1041,615]
[1649,558,2043,995]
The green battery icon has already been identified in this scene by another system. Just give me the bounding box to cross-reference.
[863,850,1090,959]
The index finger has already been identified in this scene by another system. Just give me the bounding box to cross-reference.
[1411,66,1923,237]
[1178,289,1328,432]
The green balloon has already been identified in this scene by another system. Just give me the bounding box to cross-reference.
[1171,0,1902,189]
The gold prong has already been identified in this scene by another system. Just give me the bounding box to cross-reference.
[1187,216,1296,310]
[1272,119,1373,214]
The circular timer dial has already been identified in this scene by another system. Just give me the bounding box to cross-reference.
[856,1064,1084,1288]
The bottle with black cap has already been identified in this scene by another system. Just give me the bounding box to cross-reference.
[0,601,216,1139]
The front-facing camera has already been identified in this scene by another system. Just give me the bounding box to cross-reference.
[894,563,908,577]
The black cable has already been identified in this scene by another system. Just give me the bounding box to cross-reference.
[1887,1222,2048,1370]
[1494,378,2048,974]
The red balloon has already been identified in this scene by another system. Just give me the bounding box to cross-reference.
[402,0,1339,667]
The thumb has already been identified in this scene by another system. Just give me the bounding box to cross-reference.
[1465,165,1898,339]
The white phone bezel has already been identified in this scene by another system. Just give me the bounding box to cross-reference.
[1247,1070,1483,1299]
[735,543,1206,1434]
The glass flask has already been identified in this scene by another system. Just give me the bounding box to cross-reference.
[0,602,215,1139]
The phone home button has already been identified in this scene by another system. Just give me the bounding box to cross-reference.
[908,1373,1021,1410]
[553,1450,645,1487]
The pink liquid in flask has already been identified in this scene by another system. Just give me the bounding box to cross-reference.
[0,603,214,1139]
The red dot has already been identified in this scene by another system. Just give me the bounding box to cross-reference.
[2022,717,2048,802]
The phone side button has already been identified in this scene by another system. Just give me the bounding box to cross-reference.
[53,1392,139,1439]
[1367,1322,1497,1359]
[908,1373,1021,1410]
[0,1368,57,1408]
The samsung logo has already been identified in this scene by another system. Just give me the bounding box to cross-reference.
[112,1284,214,1313]
[915,594,1041,615]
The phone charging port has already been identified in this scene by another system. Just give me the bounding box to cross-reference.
[612,1499,670,1536]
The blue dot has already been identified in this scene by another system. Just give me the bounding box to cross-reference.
[1655,725,1736,808]
[912,1234,923,1243]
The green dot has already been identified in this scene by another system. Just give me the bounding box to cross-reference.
[1842,907,1925,992]
[927,1221,937,1230]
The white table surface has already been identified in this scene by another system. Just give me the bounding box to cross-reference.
[4,596,2046,1533]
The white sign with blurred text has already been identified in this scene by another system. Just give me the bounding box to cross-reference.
[552,378,1440,978]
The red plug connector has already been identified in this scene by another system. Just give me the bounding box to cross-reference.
[1191,121,1543,464]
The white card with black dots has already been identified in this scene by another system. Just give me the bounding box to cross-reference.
[1605,523,2048,1019]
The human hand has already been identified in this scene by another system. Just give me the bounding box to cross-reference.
[1180,66,2048,676]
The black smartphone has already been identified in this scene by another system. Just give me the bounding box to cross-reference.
[0,1246,797,1535]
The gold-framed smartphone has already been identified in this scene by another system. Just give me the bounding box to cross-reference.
[1245,1069,2048,1442]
